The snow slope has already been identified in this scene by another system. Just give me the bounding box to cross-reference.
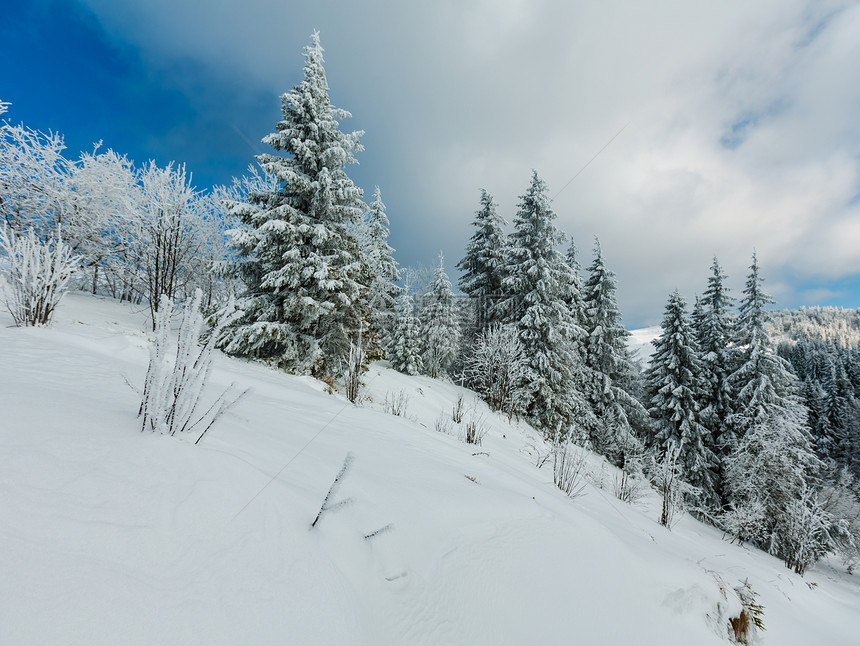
[1,293,859,645]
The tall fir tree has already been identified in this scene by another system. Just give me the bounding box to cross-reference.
[220,32,366,376]
[390,288,422,376]
[727,253,792,444]
[457,189,508,336]
[646,290,719,508]
[563,239,588,330]
[420,253,461,379]
[360,186,401,358]
[495,171,588,435]
[695,257,736,460]
[582,238,647,462]
[723,254,821,558]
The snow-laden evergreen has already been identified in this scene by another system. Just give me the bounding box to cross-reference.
[723,254,823,567]
[780,335,860,474]
[646,290,718,509]
[359,186,401,358]
[726,254,799,446]
[389,288,422,376]
[695,258,736,462]
[419,253,460,379]
[563,239,588,330]
[582,238,646,461]
[495,171,589,435]
[219,32,367,376]
[457,189,507,336]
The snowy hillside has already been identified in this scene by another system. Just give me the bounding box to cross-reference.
[2,293,859,645]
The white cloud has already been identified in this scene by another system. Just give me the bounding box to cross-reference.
[79,0,860,325]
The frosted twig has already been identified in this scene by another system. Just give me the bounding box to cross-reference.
[311,453,354,528]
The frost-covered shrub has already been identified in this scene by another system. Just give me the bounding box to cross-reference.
[648,443,702,529]
[721,498,768,546]
[775,486,836,575]
[383,390,409,417]
[464,411,487,446]
[553,439,587,498]
[139,289,244,441]
[464,324,532,418]
[614,451,645,505]
[820,468,860,573]
[0,226,79,326]
[434,413,453,435]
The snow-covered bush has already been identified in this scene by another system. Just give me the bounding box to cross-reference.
[463,411,487,446]
[464,324,532,418]
[0,226,79,326]
[434,413,453,435]
[553,439,588,498]
[138,290,244,441]
[775,485,838,575]
[383,390,409,417]
[614,451,645,505]
[820,468,860,572]
[649,443,701,528]
[721,498,768,546]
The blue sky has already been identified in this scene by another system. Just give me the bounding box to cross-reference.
[3,0,860,327]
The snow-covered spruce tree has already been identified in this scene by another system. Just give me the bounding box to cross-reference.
[0,226,79,327]
[695,257,736,468]
[727,254,804,445]
[822,358,857,466]
[359,186,401,359]
[646,290,718,509]
[494,171,589,435]
[419,253,461,379]
[457,189,507,337]
[723,254,823,567]
[563,238,588,330]
[218,32,367,376]
[582,238,647,462]
[390,287,422,376]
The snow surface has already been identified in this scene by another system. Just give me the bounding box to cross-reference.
[2,293,859,645]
